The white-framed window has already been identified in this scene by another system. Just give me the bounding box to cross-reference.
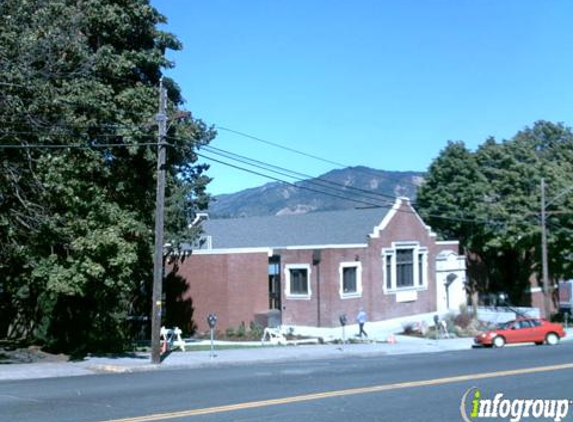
[383,242,428,293]
[285,264,312,299]
[339,262,363,299]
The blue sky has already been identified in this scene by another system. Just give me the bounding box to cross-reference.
[152,0,573,195]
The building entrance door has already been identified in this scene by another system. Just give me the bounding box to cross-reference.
[268,256,282,326]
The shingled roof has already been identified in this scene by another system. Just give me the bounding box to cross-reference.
[200,206,392,249]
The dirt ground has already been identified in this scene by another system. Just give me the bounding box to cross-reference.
[0,345,68,364]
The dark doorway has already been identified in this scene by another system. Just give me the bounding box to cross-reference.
[445,273,458,310]
[268,255,282,311]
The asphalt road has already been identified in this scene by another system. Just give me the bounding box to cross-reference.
[2,342,573,422]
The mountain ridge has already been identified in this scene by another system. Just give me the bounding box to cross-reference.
[208,166,424,218]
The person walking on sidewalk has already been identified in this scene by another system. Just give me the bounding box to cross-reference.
[356,308,368,338]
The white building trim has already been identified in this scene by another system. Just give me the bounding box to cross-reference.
[338,261,363,299]
[382,241,428,295]
[285,244,367,250]
[284,263,312,300]
[369,197,437,239]
[436,240,460,246]
[192,247,274,256]
[369,198,402,238]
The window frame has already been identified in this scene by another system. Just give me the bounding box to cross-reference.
[339,261,363,299]
[284,264,312,300]
[382,242,428,294]
[396,248,415,288]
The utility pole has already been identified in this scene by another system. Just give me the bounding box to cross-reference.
[151,79,167,364]
[540,178,551,319]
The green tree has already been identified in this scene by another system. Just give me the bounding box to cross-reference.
[0,0,214,354]
[417,121,573,312]
[416,140,489,305]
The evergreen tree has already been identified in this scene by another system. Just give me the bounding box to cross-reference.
[0,0,214,354]
[417,121,573,311]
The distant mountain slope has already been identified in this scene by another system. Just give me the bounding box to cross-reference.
[208,166,424,218]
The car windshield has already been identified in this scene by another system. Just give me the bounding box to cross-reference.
[496,321,514,330]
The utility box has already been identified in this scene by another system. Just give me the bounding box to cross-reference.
[559,280,573,313]
[255,309,282,329]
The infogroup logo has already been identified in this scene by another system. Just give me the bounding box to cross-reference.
[460,387,572,422]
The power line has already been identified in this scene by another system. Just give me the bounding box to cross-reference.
[0,130,133,137]
[196,151,512,226]
[203,146,396,201]
[201,145,392,206]
[166,136,397,205]
[1,130,533,228]
[167,133,520,226]
[215,125,424,189]
[0,142,158,149]
[197,151,387,209]
[187,137,506,226]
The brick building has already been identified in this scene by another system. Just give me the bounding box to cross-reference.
[168,198,466,333]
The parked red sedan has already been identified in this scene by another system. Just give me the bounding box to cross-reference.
[474,318,566,348]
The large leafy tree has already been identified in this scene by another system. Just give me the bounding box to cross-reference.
[0,0,214,354]
[417,121,573,311]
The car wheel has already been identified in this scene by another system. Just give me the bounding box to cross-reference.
[546,333,560,346]
[493,336,505,348]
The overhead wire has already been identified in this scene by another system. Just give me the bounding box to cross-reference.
[0,126,541,227]
[0,104,552,228]
[197,151,389,209]
[166,136,397,205]
[215,125,424,190]
[0,142,158,149]
[165,133,530,226]
[195,149,512,226]
[201,146,393,206]
[214,125,568,224]
[167,134,508,225]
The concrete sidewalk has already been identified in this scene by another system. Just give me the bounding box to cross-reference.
[1,329,571,382]
[0,336,477,381]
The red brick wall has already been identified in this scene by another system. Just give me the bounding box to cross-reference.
[277,200,451,327]
[366,201,438,322]
[171,199,462,330]
[168,252,269,333]
[278,247,369,327]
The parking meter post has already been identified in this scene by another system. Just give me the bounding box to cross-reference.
[339,314,347,348]
[433,314,440,340]
[207,314,217,359]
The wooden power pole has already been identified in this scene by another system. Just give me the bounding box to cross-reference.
[151,79,167,364]
[540,178,551,319]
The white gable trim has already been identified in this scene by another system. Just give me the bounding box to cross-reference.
[369,197,437,239]
[285,244,367,250]
[436,240,460,246]
[192,247,273,256]
[407,198,438,238]
[369,198,402,238]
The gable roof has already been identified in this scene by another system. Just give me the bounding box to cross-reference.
[200,206,392,249]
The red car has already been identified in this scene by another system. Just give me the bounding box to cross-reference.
[474,318,566,348]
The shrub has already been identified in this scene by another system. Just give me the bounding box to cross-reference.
[236,321,246,338]
[249,321,264,339]
[453,312,474,329]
